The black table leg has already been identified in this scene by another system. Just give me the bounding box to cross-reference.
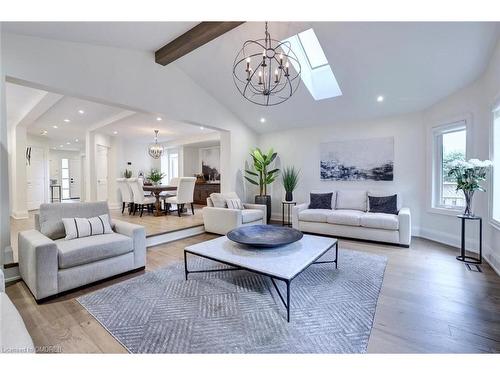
[184,251,188,280]
[286,281,291,322]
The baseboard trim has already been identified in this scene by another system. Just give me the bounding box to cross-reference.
[11,210,29,219]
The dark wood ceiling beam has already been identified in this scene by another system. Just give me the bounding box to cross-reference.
[155,22,244,66]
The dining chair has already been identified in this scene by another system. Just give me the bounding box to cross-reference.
[116,178,134,214]
[128,178,155,217]
[160,177,179,201]
[163,177,196,217]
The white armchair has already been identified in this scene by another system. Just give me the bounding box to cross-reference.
[203,192,267,235]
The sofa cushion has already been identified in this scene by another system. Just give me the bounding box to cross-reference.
[241,209,264,223]
[298,209,332,223]
[336,190,367,211]
[56,233,133,269]
[62,214,113,240]
[327,210,363,226]
[360,212,399,230]
[368,190,402,211]
[1,293,35,353]
[210,192,240,208]
[368,195,398,215]
[309,192,333,209]
[38,202,111,240]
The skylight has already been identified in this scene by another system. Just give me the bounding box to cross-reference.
[282,28,342,101]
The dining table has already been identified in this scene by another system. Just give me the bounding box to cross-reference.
[142,185,177,216]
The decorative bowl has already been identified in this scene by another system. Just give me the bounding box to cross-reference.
[227,225,303,248]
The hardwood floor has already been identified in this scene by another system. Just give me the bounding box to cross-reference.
[9,205,204,263]
[5,235,500,353]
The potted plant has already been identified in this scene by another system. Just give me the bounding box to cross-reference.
[281,166,300,202]
[245,148,279,222]
[147,168,166,186]
[124,169,132,178]
[448,158,493,216]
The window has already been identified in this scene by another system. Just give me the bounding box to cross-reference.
[282,29,342,101]
[432,121,467,210]
[61,158,70,200]
[493,109,500,222]
[160,149,179,184]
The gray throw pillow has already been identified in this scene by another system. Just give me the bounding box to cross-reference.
[368,195,398,215]
[309,192,333,209]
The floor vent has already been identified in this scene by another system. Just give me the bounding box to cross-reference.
[466,263,482,273]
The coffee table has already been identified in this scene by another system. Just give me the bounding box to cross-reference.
[184,234,338,322]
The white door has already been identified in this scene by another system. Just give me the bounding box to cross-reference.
[69,158,81,199]
[96,145,108,201]
[27,147,46,210]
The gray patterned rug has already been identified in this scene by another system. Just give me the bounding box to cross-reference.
[77,248,386,353]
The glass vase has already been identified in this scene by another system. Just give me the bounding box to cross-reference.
[463,190,474,217]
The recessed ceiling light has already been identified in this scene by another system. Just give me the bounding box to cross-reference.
[78,110,85,114]
[200,126,204,130]
[260,117,266,123]
[156,117,162,121]
[59,145,64,148]
[52,125,58,129]
[113,131,118,135]
[376,95,384,102]
[40,130,48,135]
[75,139,79,142]
[66,142,71,145]
[63,119,70,123]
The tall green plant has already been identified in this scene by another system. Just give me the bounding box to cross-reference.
[245,148,279,196]
[281,166,300,193]
[147,168,166,184]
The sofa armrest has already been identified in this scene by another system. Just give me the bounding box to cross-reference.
[398,207,411,246]
[0,269,5,293]
[202,207,242,235]
[113,219,146,268]
[292,203,309,229]
[18,230,58,301]
[243,203,267,224]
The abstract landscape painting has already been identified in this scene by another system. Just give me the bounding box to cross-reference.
[320,137,394,181]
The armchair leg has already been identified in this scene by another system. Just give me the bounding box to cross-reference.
[178,204,184,217]
[191,203,194,215]
[140,204,144,217]
[122,202,125,214]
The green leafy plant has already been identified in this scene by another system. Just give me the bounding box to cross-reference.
[447,159,492,193]
[245,148,279,196]
[124,169,132,178]
[281,166,300,193]
[146,168,166,184]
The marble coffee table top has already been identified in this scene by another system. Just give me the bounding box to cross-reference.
[184,234,337,280]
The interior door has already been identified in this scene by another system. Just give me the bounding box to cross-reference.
[69,158,81,199]
[27,146,46,210]
[96,145,108,201]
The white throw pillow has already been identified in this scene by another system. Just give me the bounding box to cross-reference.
[62,214,113,240]
[210,192,241,208]
[336,190,367,211]
[226,198,243,210]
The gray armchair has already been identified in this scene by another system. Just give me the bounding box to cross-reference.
[18,202,146,302]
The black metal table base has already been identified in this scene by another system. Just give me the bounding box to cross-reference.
[456,215,482,265]
[184,241,338,322]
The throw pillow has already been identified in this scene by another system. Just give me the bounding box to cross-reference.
[209,193,228,208]
[336,190,367,211]
[62,214,113,240]
[309,192,333,209]
[226,198,243,210]
[368,195,398,215]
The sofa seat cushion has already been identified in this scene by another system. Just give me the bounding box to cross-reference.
[327,210,363,226]
[360,212,399,230]
[56,233,133,269]
[298,209,333,223]
[241,209,264,223]
[1,293,35,353]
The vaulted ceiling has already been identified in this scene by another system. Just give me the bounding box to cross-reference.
[3,21,499,133]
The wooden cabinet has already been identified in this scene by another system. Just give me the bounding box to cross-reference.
[193,183,220,205]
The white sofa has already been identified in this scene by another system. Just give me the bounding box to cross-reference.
[1,269,35,353]
[18,202,146,302]
[202,192,267,235]
[292,190,411,247]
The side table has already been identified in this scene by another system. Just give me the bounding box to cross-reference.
[282,201,296,227]
[456,214,482,264]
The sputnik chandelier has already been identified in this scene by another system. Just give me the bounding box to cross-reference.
[148,130,164,159]
[233,22,301,106]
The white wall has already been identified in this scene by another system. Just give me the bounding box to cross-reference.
[420,38,500,273]
[0,24,9,266]
[259,113,425,231]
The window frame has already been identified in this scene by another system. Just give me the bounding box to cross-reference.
[490,101,500,230]
[429,115,471,216]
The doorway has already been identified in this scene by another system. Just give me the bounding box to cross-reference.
[96,144,109,201]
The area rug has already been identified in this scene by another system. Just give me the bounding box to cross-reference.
[77,248,387,353]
